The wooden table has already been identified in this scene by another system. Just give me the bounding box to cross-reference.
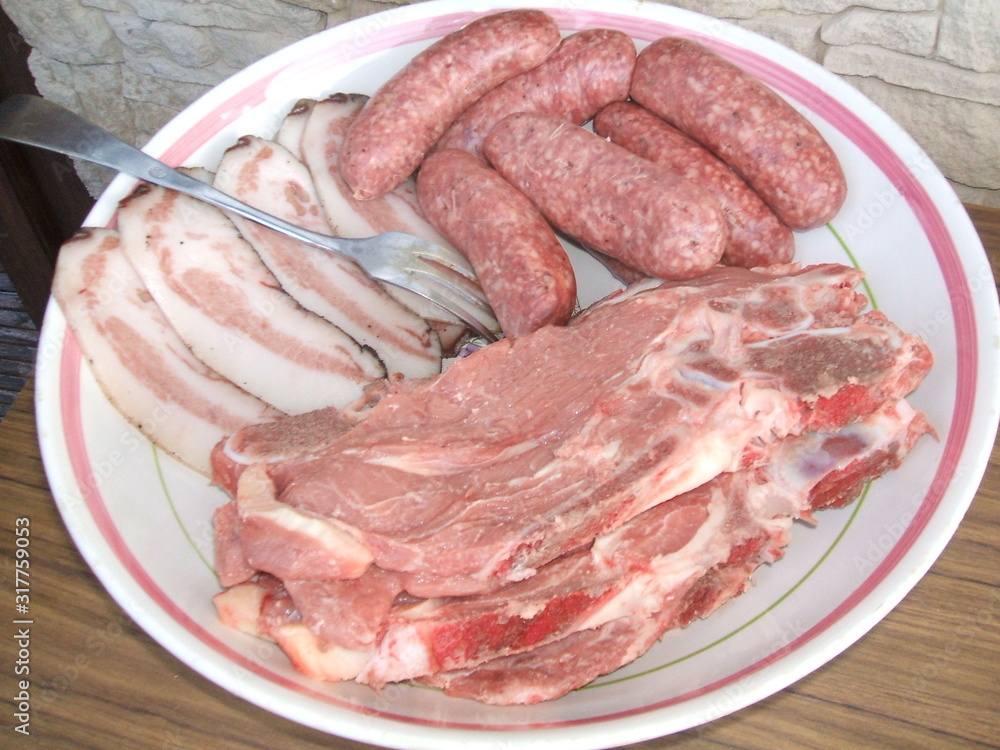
[2,206,998,750]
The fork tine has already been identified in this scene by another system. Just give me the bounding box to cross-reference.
[407,268,497,336]
[379,231,479,282]
[408,258,493,313]
[403,274,499,341]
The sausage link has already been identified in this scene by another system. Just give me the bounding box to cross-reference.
[594,101,795,267]
[417,149,576,338]
[435,28,635,158]
[630,36,846,230]
[339,9,561,201]
[483,112,728,281]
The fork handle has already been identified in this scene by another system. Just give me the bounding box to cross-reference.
[0,94,344,254]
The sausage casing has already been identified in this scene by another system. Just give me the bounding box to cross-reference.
[483,112,728,281]
[630,36,846,231]
[339,9,561,201]
[435,28,635,158]
[417,148,576,338]
[594,101,796,267]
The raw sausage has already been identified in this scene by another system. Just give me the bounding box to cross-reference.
[483,112,728,281]
[339,9,561,201]
[630,36,846,231]
[417,148,576,338]
[435,28,636,158]
[594,101,796,267]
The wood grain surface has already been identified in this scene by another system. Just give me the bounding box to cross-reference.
[1,206,998,750]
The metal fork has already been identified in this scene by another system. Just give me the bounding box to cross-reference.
[0,94,499,339]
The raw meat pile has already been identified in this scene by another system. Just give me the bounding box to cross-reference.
[47,7,936,705]
[210,264,933,704]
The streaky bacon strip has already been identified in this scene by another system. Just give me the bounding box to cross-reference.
[273,98,315,161]
[51,227,282,476]
[213,134,444,379]
[115,180,386,415]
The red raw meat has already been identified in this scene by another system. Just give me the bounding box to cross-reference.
[210,375,416,496]
[419,400,931,703]
[214,398,931,694]
[219,264,931,597]
[283,569,404,650]
[213,501,256,587]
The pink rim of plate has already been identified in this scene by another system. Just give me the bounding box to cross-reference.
[51,7,979,736]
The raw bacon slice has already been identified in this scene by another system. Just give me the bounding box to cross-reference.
[213,134,443,379]
[248,264,931,596]
[273,98,315,161]
[359,399,931,687]
[299,96,439,240]
[115,181,386,414]
[297,94,477,343]
[51,227,281,476]
[419,400,932,703]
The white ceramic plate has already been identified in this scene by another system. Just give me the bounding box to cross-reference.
[35,1,1000,748]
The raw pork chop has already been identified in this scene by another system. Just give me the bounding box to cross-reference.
[210,375,417,496]
[217,264,932,598]
[214,398,931,693]
[363,399,931,688]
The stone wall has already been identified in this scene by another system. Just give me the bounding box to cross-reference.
[4,0,998,207]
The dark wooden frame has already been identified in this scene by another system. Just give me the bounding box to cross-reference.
[0,7,94,327]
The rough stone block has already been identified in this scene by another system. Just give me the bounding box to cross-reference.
[341,0,414,20]
[821,8,939,57]
[210,27,317,70]
[71,62,131,132]
[825,45,1000,107]
[81,0,123,10]
[122,0,324,36]
[657,0,764,20]
[147,22,220,67]
[3,0,122,65]
[105,14,163,58]
[131,100,182,148]
[845,75,1000,205]
[778,0,935,11]
[936,0,1000,73]
[121,67,210,110]
[26,54,80,110]
[119,47,240,87]
[287,0,345,11]
[737,10,826,61]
